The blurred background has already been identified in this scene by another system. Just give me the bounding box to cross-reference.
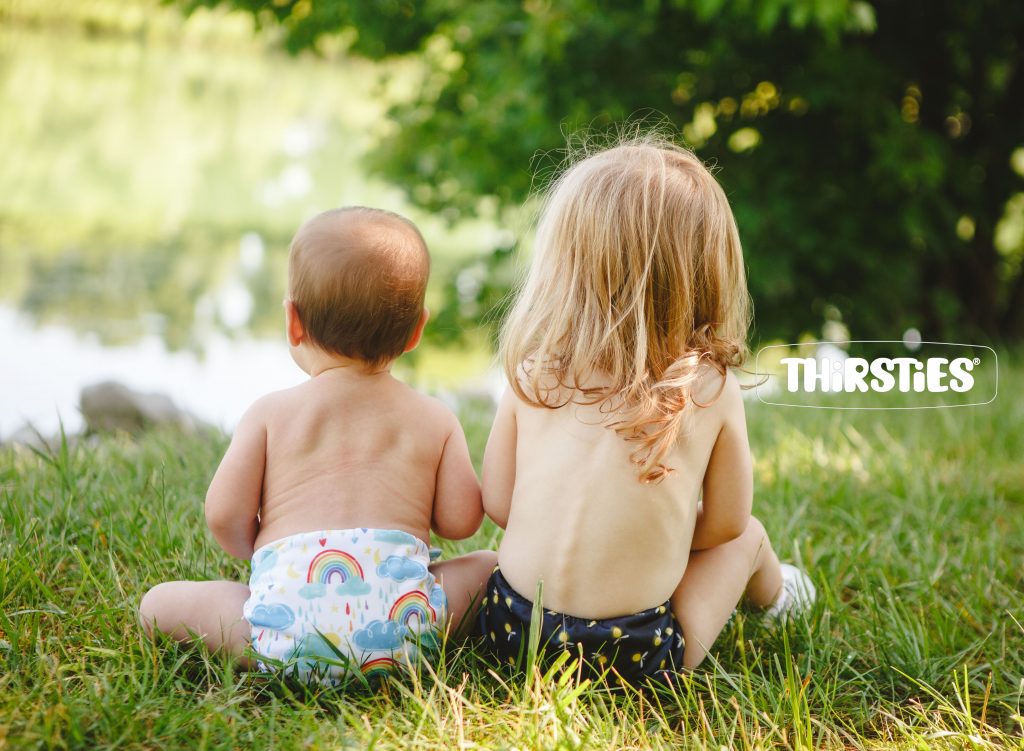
[1,0,1021,438]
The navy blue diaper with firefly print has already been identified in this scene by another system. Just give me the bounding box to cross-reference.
[477,567,685,686]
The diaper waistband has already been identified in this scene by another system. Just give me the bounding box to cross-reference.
[251,528,430,562]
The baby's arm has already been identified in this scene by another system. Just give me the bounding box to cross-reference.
[431,407,484,540]
[204,399,267,559]
[692,373,753,551]
[481,387,516,529]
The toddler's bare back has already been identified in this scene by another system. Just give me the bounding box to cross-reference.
[251,369,454,551]
[497,369,743,618]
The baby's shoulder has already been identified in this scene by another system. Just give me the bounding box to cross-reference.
[391,382,460,430]
[239,384,306,424]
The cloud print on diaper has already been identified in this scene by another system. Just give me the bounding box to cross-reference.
[373,529,417,545]
[352,619,409,651]
[298,583,327,600]
[429,586,447,613]
[249,549,278,584]
[377,555,427,582]
[248,603,295,630]
[335,578,372,596]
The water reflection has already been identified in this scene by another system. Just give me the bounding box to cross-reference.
[0,2,499,437]
[0,303,501,439]
[0,305,304,437]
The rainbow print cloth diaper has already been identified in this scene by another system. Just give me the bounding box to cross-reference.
[242,528,447,687]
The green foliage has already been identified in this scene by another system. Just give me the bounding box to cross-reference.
[429,242,518,348]
[176,0,1024,344]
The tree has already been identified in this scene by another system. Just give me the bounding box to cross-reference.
[176,0,1024,344]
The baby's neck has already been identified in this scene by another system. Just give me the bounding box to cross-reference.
[303,348,392,379]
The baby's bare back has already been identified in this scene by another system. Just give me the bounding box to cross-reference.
[253,371,450,550]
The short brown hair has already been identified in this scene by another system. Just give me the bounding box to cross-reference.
[288,207,430,367]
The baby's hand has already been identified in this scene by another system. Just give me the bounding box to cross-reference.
[430,406,484,540]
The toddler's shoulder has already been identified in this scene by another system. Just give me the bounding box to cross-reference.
[691,363,741,405]
[718,368,744,404]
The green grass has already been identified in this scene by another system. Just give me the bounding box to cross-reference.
[2,357,1023,750]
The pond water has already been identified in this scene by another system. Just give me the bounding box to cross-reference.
[0,1,503,439]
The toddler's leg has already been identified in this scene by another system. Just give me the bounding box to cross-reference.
[670,516,782,669]
[430,550,498,637]
[139,580,253,666]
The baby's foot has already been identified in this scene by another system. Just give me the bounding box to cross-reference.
[763,564,815,623]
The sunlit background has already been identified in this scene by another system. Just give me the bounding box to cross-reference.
[3,0,1022,438]
[0,0,504,438]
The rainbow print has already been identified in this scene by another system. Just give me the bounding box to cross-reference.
[388,590,436,626]
[360,656,400,679]
[306,549,365,584]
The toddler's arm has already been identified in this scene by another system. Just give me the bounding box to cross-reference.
[431,408,484,539]
[481,387,516,529]
[692,373,752,550]
[204,399,267,559]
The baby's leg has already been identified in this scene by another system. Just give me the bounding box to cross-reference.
[430,550,498,637]
[139,580,254,666]
[670,516,782,669]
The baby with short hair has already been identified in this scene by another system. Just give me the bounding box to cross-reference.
[140,207,497,686]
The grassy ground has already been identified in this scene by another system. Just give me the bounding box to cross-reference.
[1,357,1022,750]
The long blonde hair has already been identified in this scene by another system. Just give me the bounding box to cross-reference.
[501,135,751,483]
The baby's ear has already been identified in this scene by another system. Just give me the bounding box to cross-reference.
[403,308,430,353]
[284,299,305,347]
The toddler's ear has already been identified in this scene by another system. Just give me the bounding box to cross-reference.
[284,299,305,347]
[403,308,430,353]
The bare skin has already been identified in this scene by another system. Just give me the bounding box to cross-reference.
[139,301,497,661]
[482,367,782,669]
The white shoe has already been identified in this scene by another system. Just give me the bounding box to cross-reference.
[763,564,816,623]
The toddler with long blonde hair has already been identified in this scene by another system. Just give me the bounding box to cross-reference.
[478,136,814,684]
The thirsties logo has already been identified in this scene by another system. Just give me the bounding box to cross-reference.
[781,355,977,393]
[755,342,998,410]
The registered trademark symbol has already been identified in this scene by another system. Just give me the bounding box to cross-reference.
[973,357,981,365]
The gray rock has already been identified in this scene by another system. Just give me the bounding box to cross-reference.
[80,381,201,434]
